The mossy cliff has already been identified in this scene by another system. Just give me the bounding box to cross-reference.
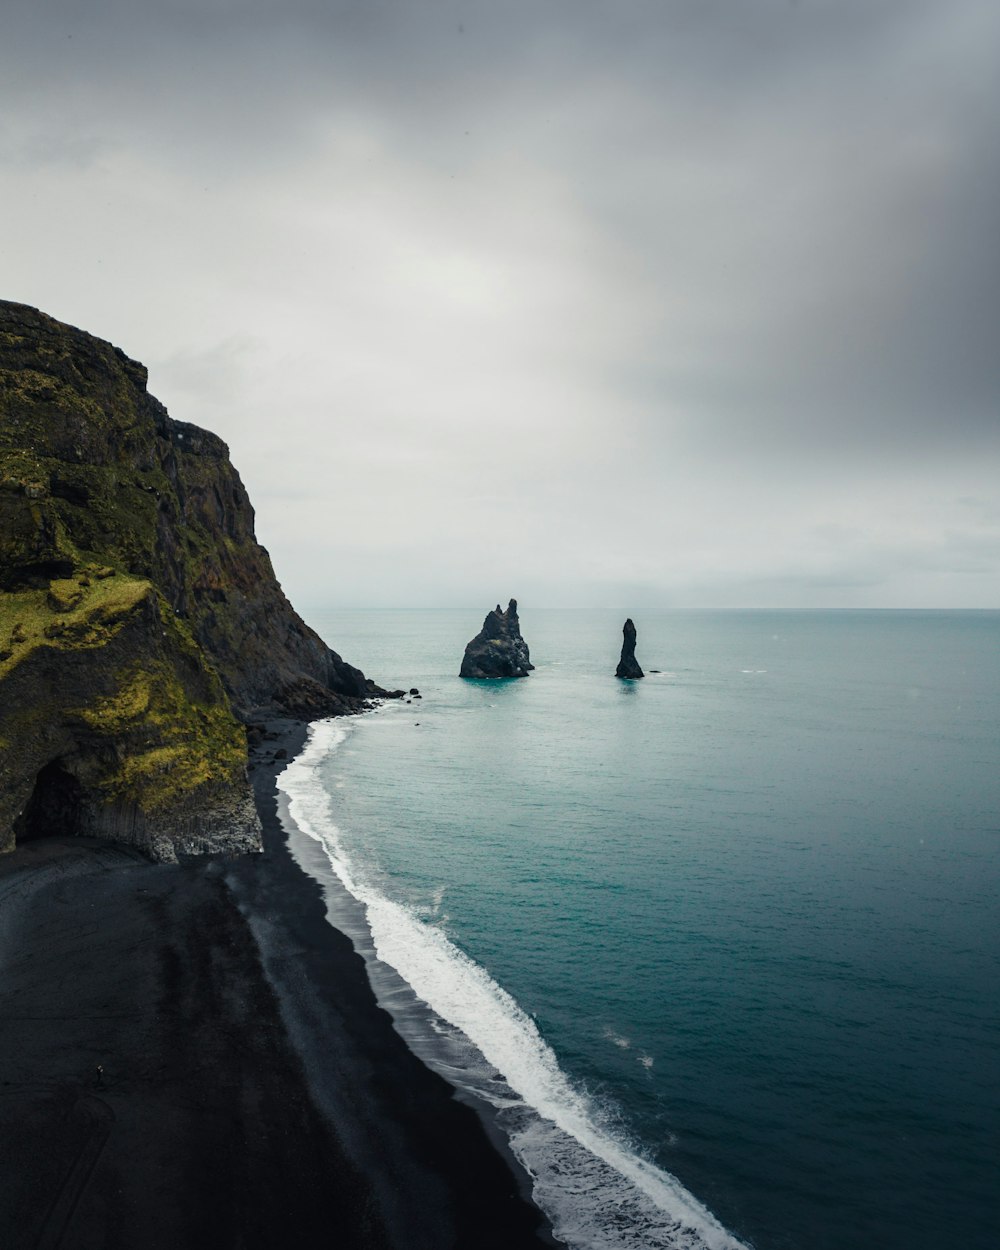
[0,300,387,861]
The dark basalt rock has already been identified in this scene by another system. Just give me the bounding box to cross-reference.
[616,618,644,680]
[460,599,533,679]
[0,299,395,861]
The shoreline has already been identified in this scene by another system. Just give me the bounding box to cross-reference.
[238,716,561,1248]
[0,716,557,1249]
[264,718,565,1238]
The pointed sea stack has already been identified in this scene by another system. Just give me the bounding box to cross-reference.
[460,598,534,678]
[616,618,644,679]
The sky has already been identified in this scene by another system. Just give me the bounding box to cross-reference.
[2,0,998,609]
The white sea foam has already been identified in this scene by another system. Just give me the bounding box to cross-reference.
[280,719,749,1250]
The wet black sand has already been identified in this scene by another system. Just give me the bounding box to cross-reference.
[0,720,556,1249]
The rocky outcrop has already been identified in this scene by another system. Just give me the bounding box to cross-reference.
[616,618,644,679]
[0,300,390,861]
[460,599,533,679]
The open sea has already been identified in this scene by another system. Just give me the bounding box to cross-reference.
[279,609,999,1250]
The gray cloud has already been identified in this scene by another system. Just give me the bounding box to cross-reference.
[2,0,998,606]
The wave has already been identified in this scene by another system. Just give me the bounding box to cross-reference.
[280,719,749,1250]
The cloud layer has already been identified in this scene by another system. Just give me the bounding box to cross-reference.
[3,0,998,606]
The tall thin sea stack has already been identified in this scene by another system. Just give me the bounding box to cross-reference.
[460,598,533,678]
[616,618,644,679]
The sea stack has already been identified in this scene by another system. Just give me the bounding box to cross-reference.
[616,618,644,679]
[460,598,534,678]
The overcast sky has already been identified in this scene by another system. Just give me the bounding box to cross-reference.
[3,0,998,608]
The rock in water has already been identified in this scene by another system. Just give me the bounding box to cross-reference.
[616,618,644,679]
[0,300,389,862]
[460,599,534,678]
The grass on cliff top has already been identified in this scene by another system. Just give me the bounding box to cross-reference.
[0,572,150,671]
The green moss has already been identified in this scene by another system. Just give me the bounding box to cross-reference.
[0,446,165,579]
[0,455,47,489]
[47,578,83,612]
[74,651,246,814]
[0,575,150,672]
[75,667,152,732]
[0,366,111,435]
[0,561,247,818]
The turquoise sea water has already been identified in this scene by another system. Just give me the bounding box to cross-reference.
[281,609,999,1250]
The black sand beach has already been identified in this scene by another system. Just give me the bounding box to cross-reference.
[0,721,556,1249]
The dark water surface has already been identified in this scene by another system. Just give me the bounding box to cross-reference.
[293,609,1000,1250]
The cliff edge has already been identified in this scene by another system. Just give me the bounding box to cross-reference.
[0,300,386,861]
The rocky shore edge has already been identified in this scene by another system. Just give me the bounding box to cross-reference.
[0,717,558,1250]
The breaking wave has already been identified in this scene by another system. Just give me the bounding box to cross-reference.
[280,719,749,1250]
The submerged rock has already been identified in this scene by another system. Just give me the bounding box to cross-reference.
[460,599,533,679]
[616,618,644,680]
[0,299,390,862]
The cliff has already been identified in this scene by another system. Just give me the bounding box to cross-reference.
[460,599,533,679]
[0,300,387,861]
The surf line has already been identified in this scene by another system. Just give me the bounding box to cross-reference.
[279,717,749,1250]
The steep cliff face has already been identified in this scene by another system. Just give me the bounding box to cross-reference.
[0,300,386,860]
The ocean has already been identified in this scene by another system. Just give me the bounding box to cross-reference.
[279,609,999,1250]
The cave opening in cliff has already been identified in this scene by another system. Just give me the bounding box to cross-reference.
[14,760,86,843]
